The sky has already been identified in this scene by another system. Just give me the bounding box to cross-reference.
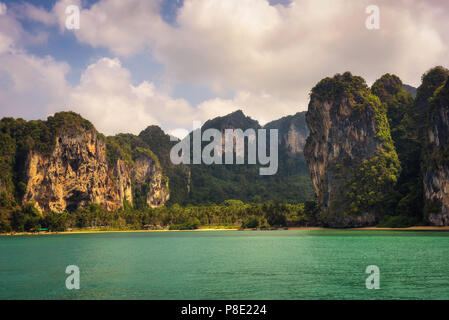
[0,0,448,137]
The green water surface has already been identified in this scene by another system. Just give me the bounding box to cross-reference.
[1,230,448,299]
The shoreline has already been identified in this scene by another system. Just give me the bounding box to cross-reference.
[2,225,449,236]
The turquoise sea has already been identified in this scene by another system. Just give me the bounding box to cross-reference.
[1,230,448,299]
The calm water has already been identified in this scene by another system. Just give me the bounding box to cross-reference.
[1,230,449,300]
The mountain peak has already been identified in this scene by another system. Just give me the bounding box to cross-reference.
[203,109,261,131]
[228,109,245,117]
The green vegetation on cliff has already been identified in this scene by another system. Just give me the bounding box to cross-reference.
[138,126,191,205]
[307,72,401,226]
[0,112,97,200]
[306,68,449,227]
[372,74,414,143]
[376,67,449,224]
[106,133,161,168]
[187,110,313,204]
[424,77,449,168]
[311,72,370,104]
[371,74,421,222]
[0,112,170,227]
[189,160,313,205]
[415,66,449,112]
[3,66,449,230]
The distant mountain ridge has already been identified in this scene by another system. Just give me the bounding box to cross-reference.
[185,109,313,205]
[3,68,445,228]
[264,111,309,153]
[202,110,261,132]
[0,112,170,214]
[0,108,314,217]
[403,84,417,97]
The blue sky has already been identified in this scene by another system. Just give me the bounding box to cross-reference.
[8,0,194,98]
[0,0,448,136]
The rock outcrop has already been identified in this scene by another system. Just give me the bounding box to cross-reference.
[304,72,400,227]
[423,76,449,225]
[134,156,170,208]
[8,112,170,213]
[138,125,190,204]
[414,66,449,139]
[201,110,261,157]
[264,112,309,154]
[24,129,132,212]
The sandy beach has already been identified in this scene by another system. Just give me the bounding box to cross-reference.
[2,225,449,236]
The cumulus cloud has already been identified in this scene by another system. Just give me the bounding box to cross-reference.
[2,0,449,136]
[0,2,196,134]
[197,91,300,125]
[0,3,24,53]
[64,57,197,135]
[53,0,162,54]
[48,0,449,124]
[0,2,70,119]
[0,51,70,119]
[0,2,6,15]
[9,2,57,26]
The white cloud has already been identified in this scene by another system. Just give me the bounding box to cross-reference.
[53,0,162,55]
[0,2,70,119]
[0,2,23,54]
[62,57,295,135]
[0,3,195,134]
[63,57,197,135]
[197,91,299,126]
[49,0,449,124]
[2,0,449,137]
[0,2,6,15]
[0,51,70,118]
[10,2,57,26]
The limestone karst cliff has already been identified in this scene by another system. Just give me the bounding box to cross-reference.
[186,109,314,204]
[24,129,131,212]
[304,72,400,227]
[4,68,449,229]
[138,125,191,205]
[0,112,169,213]
[371,74,423,221]
[385,66,449,226]
[264,112,309,154]
[423,75,449,225]
[368,67,449,226]
[133,155,170,208]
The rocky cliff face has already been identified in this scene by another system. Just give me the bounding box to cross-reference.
[304,72,400,227]
[18,113,169,213]
[423,78,449,225]
[370,74,424,221]
[414,67,449,140]
[264,112,309,154]
[24,129,130,212]
[138,125,190,205]
[134,156,169,208]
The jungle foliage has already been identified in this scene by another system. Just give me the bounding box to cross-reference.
[0,199,317,233]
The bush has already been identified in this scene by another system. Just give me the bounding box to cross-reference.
[377,215,418,228]
[169,217,201,230]
[241,217,259,229]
